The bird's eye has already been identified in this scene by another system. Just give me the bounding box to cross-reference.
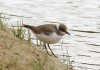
[61,29,65,32]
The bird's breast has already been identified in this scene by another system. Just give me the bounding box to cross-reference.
[34,32,63,44]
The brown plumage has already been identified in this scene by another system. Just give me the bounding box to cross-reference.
[23,24,69,36]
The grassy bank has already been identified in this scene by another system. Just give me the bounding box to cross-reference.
[0,13,72,70]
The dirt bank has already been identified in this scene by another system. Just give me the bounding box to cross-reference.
[0,28,68,70]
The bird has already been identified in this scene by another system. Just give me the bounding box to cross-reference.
[23,23,70,56]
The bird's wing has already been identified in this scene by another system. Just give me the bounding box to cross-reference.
[37,24,57,35]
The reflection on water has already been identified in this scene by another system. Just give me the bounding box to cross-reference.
[0,0,100,70]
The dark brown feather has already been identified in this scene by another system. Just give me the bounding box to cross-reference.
[23,24,67,36]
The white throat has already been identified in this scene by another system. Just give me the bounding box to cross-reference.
[56,24,60,30]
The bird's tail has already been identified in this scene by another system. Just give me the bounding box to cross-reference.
[23,24,33,30]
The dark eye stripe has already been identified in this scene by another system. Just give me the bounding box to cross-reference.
[61,29,65,32]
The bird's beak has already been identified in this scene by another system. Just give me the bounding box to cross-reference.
[66,32,70,35]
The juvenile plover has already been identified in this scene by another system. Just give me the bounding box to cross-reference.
[23,23,70,56]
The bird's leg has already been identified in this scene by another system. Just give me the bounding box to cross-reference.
[44,43,48,54]
[47,44,56,57]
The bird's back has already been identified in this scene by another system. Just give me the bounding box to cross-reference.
[37,24,57,35]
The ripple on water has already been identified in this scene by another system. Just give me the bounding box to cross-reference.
[67,2,73,4]
[85,43,100,46]
[77,54,91,57]
[88,50,100,53]
[71,29,100,33]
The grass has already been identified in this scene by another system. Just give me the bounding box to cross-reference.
[60,41,73,70]
[66,58,73,70]
[0,13,73,70]
[30,61,44,70]
[27,30,32,45]
[10,23,43,46]
[0,13,7,31]
[11,23,25,40]
[36,37,42,46]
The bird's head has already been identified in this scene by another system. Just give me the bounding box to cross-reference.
[57,23,70,35]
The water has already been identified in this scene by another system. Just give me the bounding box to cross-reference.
[0,0,100,70]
